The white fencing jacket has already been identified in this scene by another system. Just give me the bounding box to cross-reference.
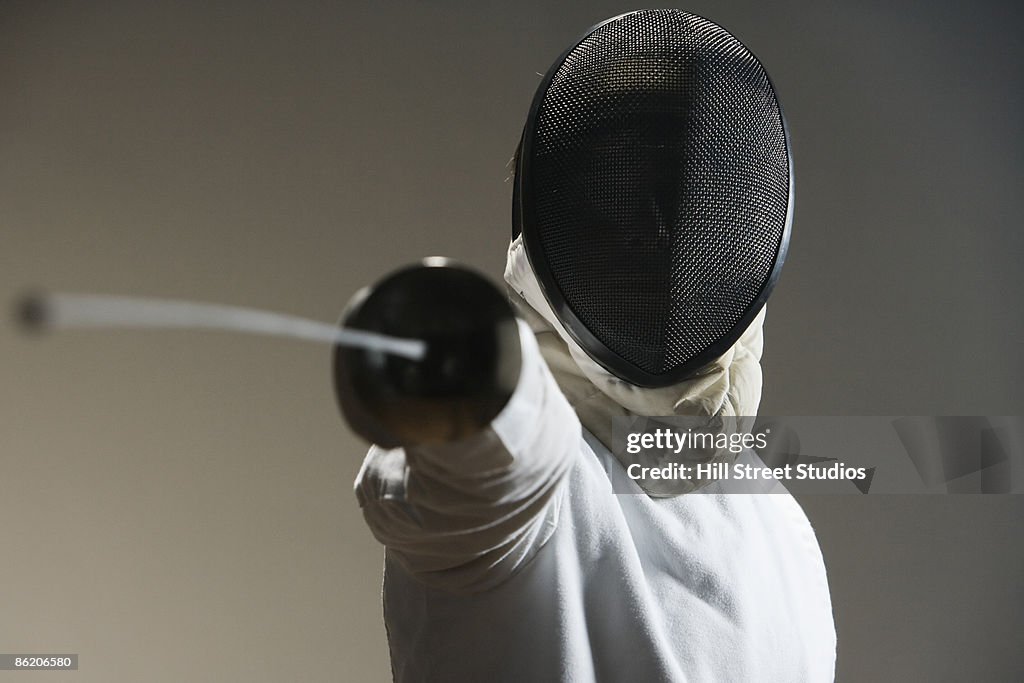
[354,239,836,682]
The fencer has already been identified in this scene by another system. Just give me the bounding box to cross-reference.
[335,10,836,682]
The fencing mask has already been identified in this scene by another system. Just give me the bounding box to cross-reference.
[512,9,792,387]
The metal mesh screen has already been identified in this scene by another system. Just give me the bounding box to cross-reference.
[523,9,790,379]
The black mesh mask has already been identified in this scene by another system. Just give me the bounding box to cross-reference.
[512,9,792,387]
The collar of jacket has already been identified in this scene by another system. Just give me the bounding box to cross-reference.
[503,236,767,496]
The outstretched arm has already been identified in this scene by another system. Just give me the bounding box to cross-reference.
[355,321,578,593]
[336,262,579,593]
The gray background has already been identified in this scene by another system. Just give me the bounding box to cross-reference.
[1,1,1021,680]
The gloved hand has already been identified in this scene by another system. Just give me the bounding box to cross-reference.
[333,258,521,449]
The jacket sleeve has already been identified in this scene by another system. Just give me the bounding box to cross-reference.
[353,319,579,593]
